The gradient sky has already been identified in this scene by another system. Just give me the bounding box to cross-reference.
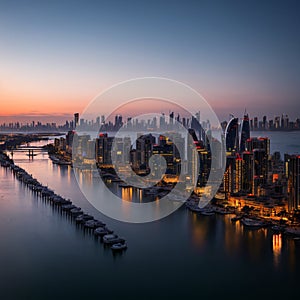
[0,0,300,124]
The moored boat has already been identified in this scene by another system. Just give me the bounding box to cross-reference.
[271,225,285,234]
[76,214,94,224]
[70,207,83,216]
[241,218,266,229]
[231,215,243,222]
[285,227,300,237]
[111,243,127,251]
[94,227,114,237]
[61,204,76,211]
[213,207,231,215]
[103,234,125,245]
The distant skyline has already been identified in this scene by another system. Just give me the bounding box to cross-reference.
[1,110,300,127]
[1,0,300,122]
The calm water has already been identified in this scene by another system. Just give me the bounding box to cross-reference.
[253,130,300,155]
[0,132,300,299]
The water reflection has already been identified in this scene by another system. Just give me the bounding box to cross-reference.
[224,215,242,254]
[190,212,209,250]
[4,138,300,274]
[272,234,282,267]
[75,168,156,204]
[288,239,296,273]
[122,187,133,202]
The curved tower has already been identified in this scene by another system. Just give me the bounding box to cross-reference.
[225,117,239,152]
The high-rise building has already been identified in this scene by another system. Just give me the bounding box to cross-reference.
[223,155,235,195]
[240,113,250,152]
[262,115,267,129]
[274,116,280,129]
[242,151,253,193]
[187,128,211,191]
[191,116,205,142]
[66,130,75,153]
[74,113,79,129]
[110,136,132,165]
[254,117,258,129]
[286,154,300,211]
[160,114,166,129]
[96,133,114,166]
[253,149,268,194]
[223,154,242,195]
[169,112,174,125]
[86,140,96,159]
[246,137,270,155]
[246,137,270,191]
[135,134,155,172]
[225,117,239,152]
[152,143,175,175]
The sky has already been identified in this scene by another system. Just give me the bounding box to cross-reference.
[0,0,300,124]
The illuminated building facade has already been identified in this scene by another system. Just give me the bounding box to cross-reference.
[286,154,300,211]
[240,113,250,152]
[95,133,114,166]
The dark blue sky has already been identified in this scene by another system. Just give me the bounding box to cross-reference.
[0,0,299,122]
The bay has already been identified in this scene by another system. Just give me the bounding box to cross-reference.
[0,131,299,299]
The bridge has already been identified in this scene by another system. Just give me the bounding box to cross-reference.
[8,146,48,158]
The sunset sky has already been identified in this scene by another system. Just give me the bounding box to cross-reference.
[0,0,300,124]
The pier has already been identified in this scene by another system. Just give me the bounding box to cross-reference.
[0,152,127,252]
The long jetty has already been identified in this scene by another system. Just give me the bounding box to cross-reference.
[0,152,127,252]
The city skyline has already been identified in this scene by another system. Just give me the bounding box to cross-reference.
[1,1,300,297]
[1,1,300,121]
[1,110,300,132]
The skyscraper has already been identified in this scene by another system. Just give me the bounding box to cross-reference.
[286,155,300,212]
[223,154,242,195]
[240,112,250,152]
[242,151,253,193]
[96,133,114,166]
[135,134,155,173]
[253,149,268,194]
[169,111,174,126]
[74,113,79,129]
[246,137,270,155]
[225,117,239,152]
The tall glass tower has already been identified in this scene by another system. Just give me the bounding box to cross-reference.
[240,112,250,152]
[225,117,239,152]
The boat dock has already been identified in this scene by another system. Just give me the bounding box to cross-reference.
[0,152,127,252]
[185,196,300,236]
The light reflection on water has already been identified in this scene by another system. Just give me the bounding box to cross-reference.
[8,145,300,267]
[273,234,282,267]
[1,138,300,298]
